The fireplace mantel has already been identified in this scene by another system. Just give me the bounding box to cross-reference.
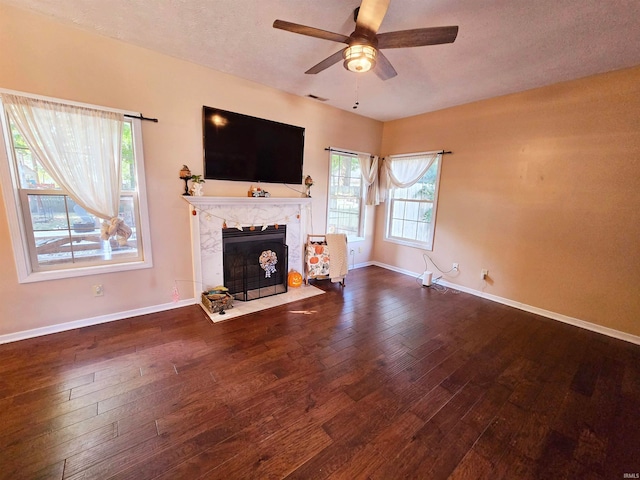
[184,196,312,293]
[184,196,312,207]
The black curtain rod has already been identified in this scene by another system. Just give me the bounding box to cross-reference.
[325,147,452,155]
[124,113,158,123]
[324,147,371,156]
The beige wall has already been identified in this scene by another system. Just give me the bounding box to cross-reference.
[377,66,640,337]
[0,4,382,336]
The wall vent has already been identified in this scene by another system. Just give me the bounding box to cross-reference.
[306,94,328,102]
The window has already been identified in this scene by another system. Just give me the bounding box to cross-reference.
[0,92,152,282]
[327,151,364,239]
[385,153,442,250]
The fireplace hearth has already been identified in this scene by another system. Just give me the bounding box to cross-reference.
[223,226,288,301]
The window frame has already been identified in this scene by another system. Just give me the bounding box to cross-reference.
[384,153,443,251]
[326,150,365,241]
[0,91,153,283]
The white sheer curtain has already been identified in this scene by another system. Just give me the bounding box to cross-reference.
[3,93,131,242]
[358,153,380,206]
[380,151,442,201]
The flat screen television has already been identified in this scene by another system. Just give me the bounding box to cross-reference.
[203,106,305,184]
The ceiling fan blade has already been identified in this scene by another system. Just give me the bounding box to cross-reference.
[305,49,346,74]
[373,51,397,80]
[377,26,459,49]
[273,20,350,44]
[355,0,390,36]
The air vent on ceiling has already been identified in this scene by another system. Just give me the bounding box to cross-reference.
[306,94,328,102]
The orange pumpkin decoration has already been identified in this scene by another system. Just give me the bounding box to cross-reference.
[314,245,324,255]
[288,270,303,288]
[309,256,319,264]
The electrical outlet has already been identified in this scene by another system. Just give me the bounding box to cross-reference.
[481,269,489,280]
[358,247,362,254]
[92,284,104,297]
[452,263,459,271]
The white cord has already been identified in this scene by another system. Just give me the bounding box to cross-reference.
[284,183,307,195]
[423,254,456,274]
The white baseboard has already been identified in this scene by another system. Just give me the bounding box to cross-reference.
[3,262,638,347]
[349,261,374,270]
[0,298,197,345]
[370,261,419,278]
[371,261,640,346]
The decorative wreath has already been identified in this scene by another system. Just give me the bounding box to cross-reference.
[259,250,278,278]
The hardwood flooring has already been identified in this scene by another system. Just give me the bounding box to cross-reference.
[0,266,638,479]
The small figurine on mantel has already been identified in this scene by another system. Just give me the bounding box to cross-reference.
[179,165,192,195]
[304,175,314,197]
[248,185,270,197]
[190,175,205,196]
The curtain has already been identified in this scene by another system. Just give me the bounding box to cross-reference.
[3,94,131,242]
[380,152,441,202]
[358,153,380,206]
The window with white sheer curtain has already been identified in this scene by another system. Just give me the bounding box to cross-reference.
[383,151,442,250]
[0,91,153,282]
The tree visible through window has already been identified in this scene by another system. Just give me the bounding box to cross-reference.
[327,152,364,238]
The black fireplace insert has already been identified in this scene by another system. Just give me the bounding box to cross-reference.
[222,225,288,301]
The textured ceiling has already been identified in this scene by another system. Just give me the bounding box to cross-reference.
[3,0,640,121]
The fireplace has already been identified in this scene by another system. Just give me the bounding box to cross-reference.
[183,196,312,296]
[183,196,314,322]
[223,225,288,301]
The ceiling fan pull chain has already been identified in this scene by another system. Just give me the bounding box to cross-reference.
[353,76,360,110]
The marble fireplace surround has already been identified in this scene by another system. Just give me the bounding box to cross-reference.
[184,196,314,312]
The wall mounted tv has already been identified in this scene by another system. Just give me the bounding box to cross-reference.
[203,106,305,184]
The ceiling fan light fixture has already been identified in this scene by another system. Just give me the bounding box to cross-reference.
[343,44,377,73]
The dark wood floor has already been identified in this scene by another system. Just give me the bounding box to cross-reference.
[1,266,639,479]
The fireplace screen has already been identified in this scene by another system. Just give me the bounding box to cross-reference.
[222,226,288,301]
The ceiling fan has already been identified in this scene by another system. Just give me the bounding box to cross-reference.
[273,0,458,80]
